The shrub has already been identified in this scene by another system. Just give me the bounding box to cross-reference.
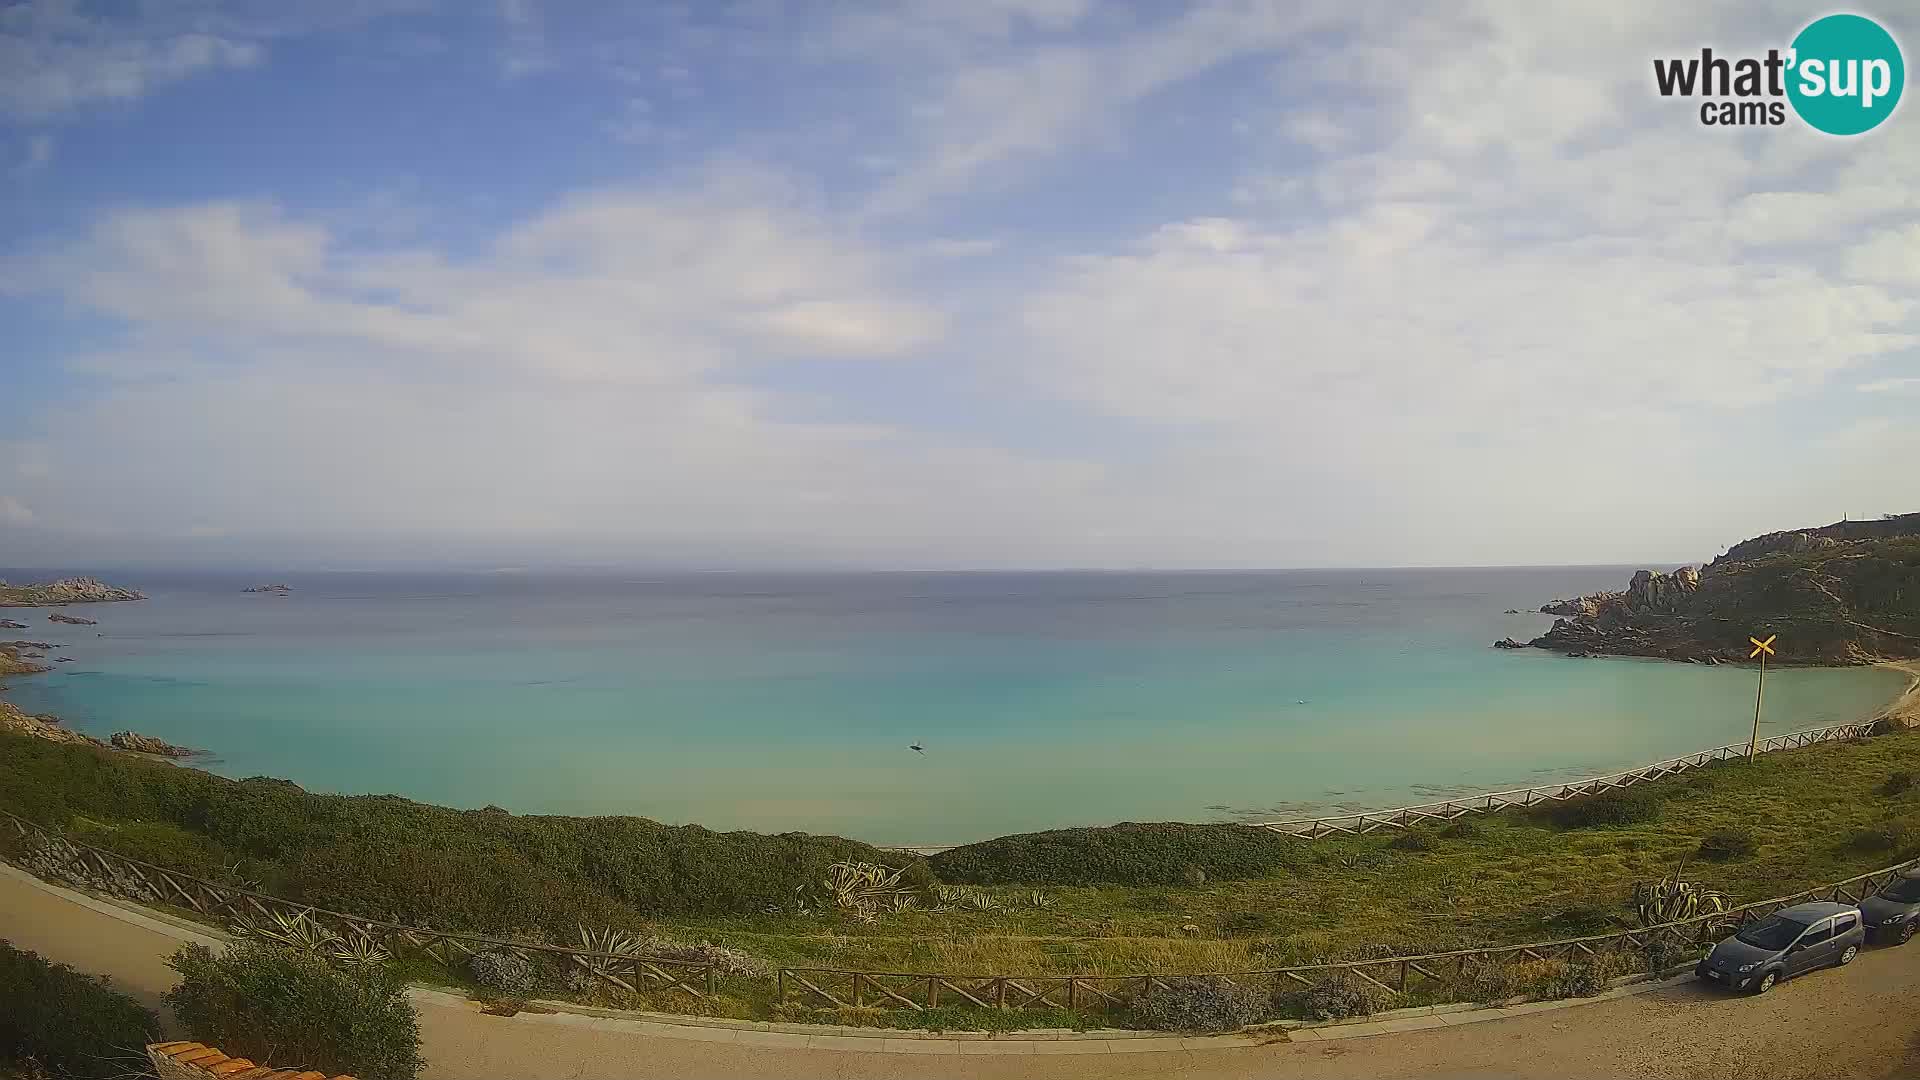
[1697,827,1757,862]
[930,823,1304,886]
[1219,911,1272,936]
[1847,814,1920,855]
[0,941,157,1080]
[0,732,921,927]
[1387,831,1435,853]
[1128,976,1268,1033]
[1452,961,1520,1006]
[1438,818,1482,840]
[1180,865,1208,887]
[1542,904,1615,936]
[166,943,424,1080]
[1543,952,1632,998]
[1884,771,1914,796]
[469,948,537,994]
[1536,787,1663,829]
[1282,971,1386,1021]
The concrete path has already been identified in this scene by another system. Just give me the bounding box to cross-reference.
[4,863,1918,1079]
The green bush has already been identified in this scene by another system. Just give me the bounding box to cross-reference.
[1535,787,1663,829]
[0,733,922,927]
[1847,815,1920,855]
[1438,818,1483,839]
[1697,827,1757,862]
[165,942,424,1080]
[1280,970,1386,1021]
[1387,831,1435,853]
[0,941,157,1080]
[1128,976,1268,1033]
[929,823,1303,886]
[1884,771,1914,796]
[1219,911,1273,936]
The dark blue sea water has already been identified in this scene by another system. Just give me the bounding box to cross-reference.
[0,568,1903,846]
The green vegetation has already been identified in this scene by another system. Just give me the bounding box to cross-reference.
[1127,976,1267,1033]
[0,941,157,1080]
[1697,827,1757,862]
[166,942,424,1080]
[4,725,1920,1028]
[929,822,1305,886]
[0,733,922,932]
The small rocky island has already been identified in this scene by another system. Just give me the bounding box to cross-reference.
[243,583,293,594]
[48,612,97,625]
[1498,512,1920,664]
[0,577,145,607]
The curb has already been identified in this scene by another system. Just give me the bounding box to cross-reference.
[2,859,1713,1054]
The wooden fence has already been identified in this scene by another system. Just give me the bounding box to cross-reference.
[777,855,1920,1013]
[1249,722,1877,838]
[0,809,718,998]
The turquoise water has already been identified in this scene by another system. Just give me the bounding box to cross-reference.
[0,568,1904,846]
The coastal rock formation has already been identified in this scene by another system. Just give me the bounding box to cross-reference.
[0,577,145,606]
[0,700,104,747]
[1520,512,1920,664]
[0,620,25,629]
[243,584,292,594]
[1493,637,1528,649]
[111,731,195,757]
[49,613,97,625]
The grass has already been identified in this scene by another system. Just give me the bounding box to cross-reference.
[3,727,1919,1026]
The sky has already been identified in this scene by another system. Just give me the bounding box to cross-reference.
[1,0,1917,571]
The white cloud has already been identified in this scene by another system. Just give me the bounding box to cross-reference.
[497,0,549,78]
[0,496,33,525]
[1845,224,1920,286]
[1858,377,1920,394]
[0,2,262,119]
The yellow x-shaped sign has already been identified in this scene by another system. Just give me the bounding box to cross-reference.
[1749,634,1777,658]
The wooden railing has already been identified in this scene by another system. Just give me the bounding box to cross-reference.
[1249,722,1877,838]
[777,854,1920,1013]
[0,809,717,998]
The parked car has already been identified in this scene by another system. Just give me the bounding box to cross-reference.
[1859,871,1920,944]
[1695,902,1863,994]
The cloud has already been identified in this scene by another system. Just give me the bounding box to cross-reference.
[14,134,53,175]
[497,0,549,78]
[1858,377,1920,394]
[1844,224,1920,286]
[0,2,263,118]
[0,496,33,525]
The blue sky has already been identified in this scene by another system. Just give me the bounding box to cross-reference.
[2,0,1917,569]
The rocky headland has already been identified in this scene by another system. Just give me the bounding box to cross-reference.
[0,577,145,606]
[1504,513,1920,664]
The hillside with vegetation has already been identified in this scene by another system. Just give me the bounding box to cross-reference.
[1528,512,1920,663]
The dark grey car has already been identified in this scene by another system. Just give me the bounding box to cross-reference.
[1860,871,1920,943]
[1695,901,1864,994]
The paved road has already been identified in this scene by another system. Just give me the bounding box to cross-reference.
[3,865,1916,1079]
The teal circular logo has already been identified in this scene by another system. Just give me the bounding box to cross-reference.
[1787,14,1904,135]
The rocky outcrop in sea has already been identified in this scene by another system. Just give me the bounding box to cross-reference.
[110,731,196,757]
[1494,513,1920,664]
[0,577,145,606]
[48,613,97,625]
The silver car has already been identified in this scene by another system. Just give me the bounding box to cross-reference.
[1695,901,1864,994]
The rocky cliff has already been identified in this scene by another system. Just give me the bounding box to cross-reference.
[1519,513,1920,664]
[0,577,146,606]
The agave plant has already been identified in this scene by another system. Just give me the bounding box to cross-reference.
[930,883,970,905]
[233,910,341,954]
[888,892,920,914]
[331,928,393,967]
[966,892,1002,913]
[1028,891,1056,910]
[1632,864,1731,927]
[573,925,645,981]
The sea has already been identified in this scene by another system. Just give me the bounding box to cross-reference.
[0,567,1905,847]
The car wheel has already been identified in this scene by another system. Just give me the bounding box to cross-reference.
[1752,971,1777,995]
[1900,922,1916,946]
[1838,944,1859,966]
